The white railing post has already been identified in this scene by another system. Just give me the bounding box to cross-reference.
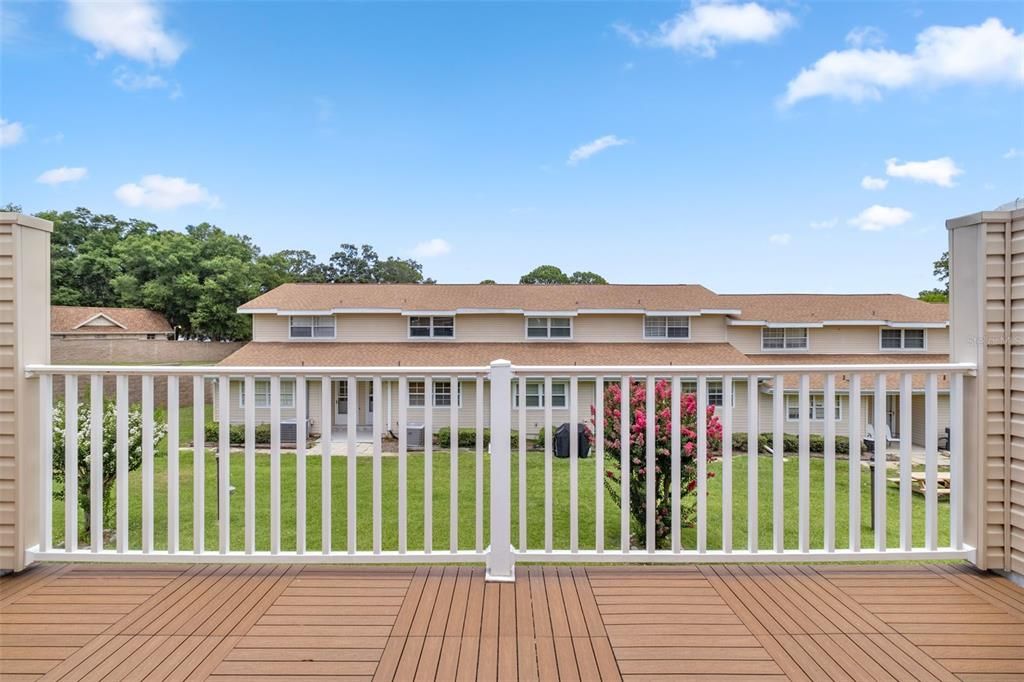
[486,359,515,581]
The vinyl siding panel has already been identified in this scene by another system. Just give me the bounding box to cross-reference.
[729,324,950,355]
[0,225,14,570]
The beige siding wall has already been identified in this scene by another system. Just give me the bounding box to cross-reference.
[250,312,731,344]
[729,324,950,355]
[0,224,14,569]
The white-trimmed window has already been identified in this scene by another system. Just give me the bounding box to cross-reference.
[514,381,568,409]
[785,394,841,421]
[680,380,729,407]
[526,317,572,339]
[409,316,455,338]
[408,381,426,406]
[289,315,335,339]
[644,316,690,339]
[761,327,808,350]
[432,380,462,407]
[240,379,295,409]
[880,328,926,350]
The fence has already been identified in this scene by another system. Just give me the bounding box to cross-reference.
[24,359,975,580]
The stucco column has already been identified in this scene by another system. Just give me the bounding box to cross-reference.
[1,212,53,573]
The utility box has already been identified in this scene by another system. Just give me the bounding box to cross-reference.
[407,423,425,450]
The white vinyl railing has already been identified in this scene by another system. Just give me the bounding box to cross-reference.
[25,360,975,580]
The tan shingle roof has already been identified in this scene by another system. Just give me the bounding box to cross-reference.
[218,342,753,367]
[51,306,173,334]
[719,294,948,324]
[238,283,726,313]
[753,354,953,390]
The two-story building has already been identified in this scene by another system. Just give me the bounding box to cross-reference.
[215,283,950,447]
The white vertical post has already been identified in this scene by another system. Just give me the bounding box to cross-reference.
[823,374,836,553]
[89,375,103,553]
[243,375,255,555]
[696,376,707,554]
[39,375,53,553]
[595,376,605,553]
[570,376,580,553]
[772,375,784,552]
[645,376,655,553]
[296,376,306,554]
[849,375,862,552]
[398,376,408,554]
[270,376,281,555]
[141,375,154,554]
[671,376,681,554]
[925,373,938,551]
[722,376,733,553]
[450,377,459,553]
[798,374,810,553]
[166,376,179,554]
[116,376,128,553]
[950,372,964,550]
[321,378,333,554]
[899,373,913,551]
[374,376,383,554]
[218,376,230,554]
[192,376,204,554]
[423,376,433,553]
[747,377,758,553]
[64,375,78,552]
[347,376,357,554]
[486,360,514,581]
[873,373,887,551]
[518,376,527,552]
[620,376,630,553]
[475,376,484,553]
[544,375,553,553]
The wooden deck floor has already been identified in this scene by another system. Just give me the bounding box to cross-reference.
[2,562,1023,681]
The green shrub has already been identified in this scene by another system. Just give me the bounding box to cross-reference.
[205,422,273,445]
[435,427,519,449]
[730,432,853,455]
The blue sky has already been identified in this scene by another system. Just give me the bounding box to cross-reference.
[2,1,1022,295]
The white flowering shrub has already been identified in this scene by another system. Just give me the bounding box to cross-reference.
[52,400,167,538]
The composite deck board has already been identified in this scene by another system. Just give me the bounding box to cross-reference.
[1,563,1022,680]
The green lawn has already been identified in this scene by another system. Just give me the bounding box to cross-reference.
[52,450,950,554]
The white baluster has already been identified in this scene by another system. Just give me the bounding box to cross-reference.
[450,376,458,554]
[374,376,383,554]
[347,376,357,554]
[218,375,230,554]
[824,373,836,554]
[873,373,887,552]
[193,376,204,555]
[295,376,306,554]
[65,375,78,552]
[747,376,758,553]
[848,374,861,552]
[398,376,408,554]
[697,376,707,554]
[798,374,810,553]
[722,376,733,554]
[423,376,432,554]
[39,374,52,553]
[475,376,484,553]
[321,377,332,554]
[141,375,154,554]
[595,376,605,554]
[645,376,655,553]
[570,376,579,554]
[899,373,912,551]
[925,373,938,551]
[950,372,963,550]
[116,375,128,553]
[544,375,553,553]
[167,376,179,554]
[518,376,527,552]
[671,376,681,554]
[90,375,103,553]
[772,375,784,553]
[244,375,255,555]
[270,376,281,555]
[621,376,630,554]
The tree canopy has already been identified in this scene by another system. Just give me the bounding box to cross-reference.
[519,265,607,285]
[40,207,430,341]
[918,251,949,303]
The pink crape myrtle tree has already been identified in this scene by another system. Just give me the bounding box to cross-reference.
[589,379,723,549]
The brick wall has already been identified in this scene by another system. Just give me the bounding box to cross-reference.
[52,337,243,365]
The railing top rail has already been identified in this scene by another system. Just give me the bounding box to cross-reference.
[509,362,977,375]
[24,363,493,377]
[25,361,977,378]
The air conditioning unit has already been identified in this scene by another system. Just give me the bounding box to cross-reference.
[279,419,310,446]
[407,423,425,450]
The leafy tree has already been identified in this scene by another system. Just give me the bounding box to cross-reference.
[479,279,497,284]
[520,265,570,284]
[1,202,23,212]
[569,270,607,284]
[593,380,721,548]
[919,251,950,302]
[52,399,167,543]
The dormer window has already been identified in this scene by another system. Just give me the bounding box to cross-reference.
[644,316,689,339]
[409,316,454,338]
[761,327,808,350]
[881,328,926,350]
[526,317,572,339]
[289,315,335,339]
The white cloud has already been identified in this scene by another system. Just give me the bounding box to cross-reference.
[617,1,794,57]
[885,156,963,187]
[849,205,912,232]
[43,132,65,144]
[845,26,886,49]
[769,233,792,245]
[809,218,837,229]
[66,0,185,65]
[567,135,629,165]
[113,66,168,92]
[782,18,1024,106]
[411,238,451,259]
[0,118,24,146]
[37,166,88,185]
[115,174,219,210]
[861,175,888,190]
[1004,148,1021,159]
